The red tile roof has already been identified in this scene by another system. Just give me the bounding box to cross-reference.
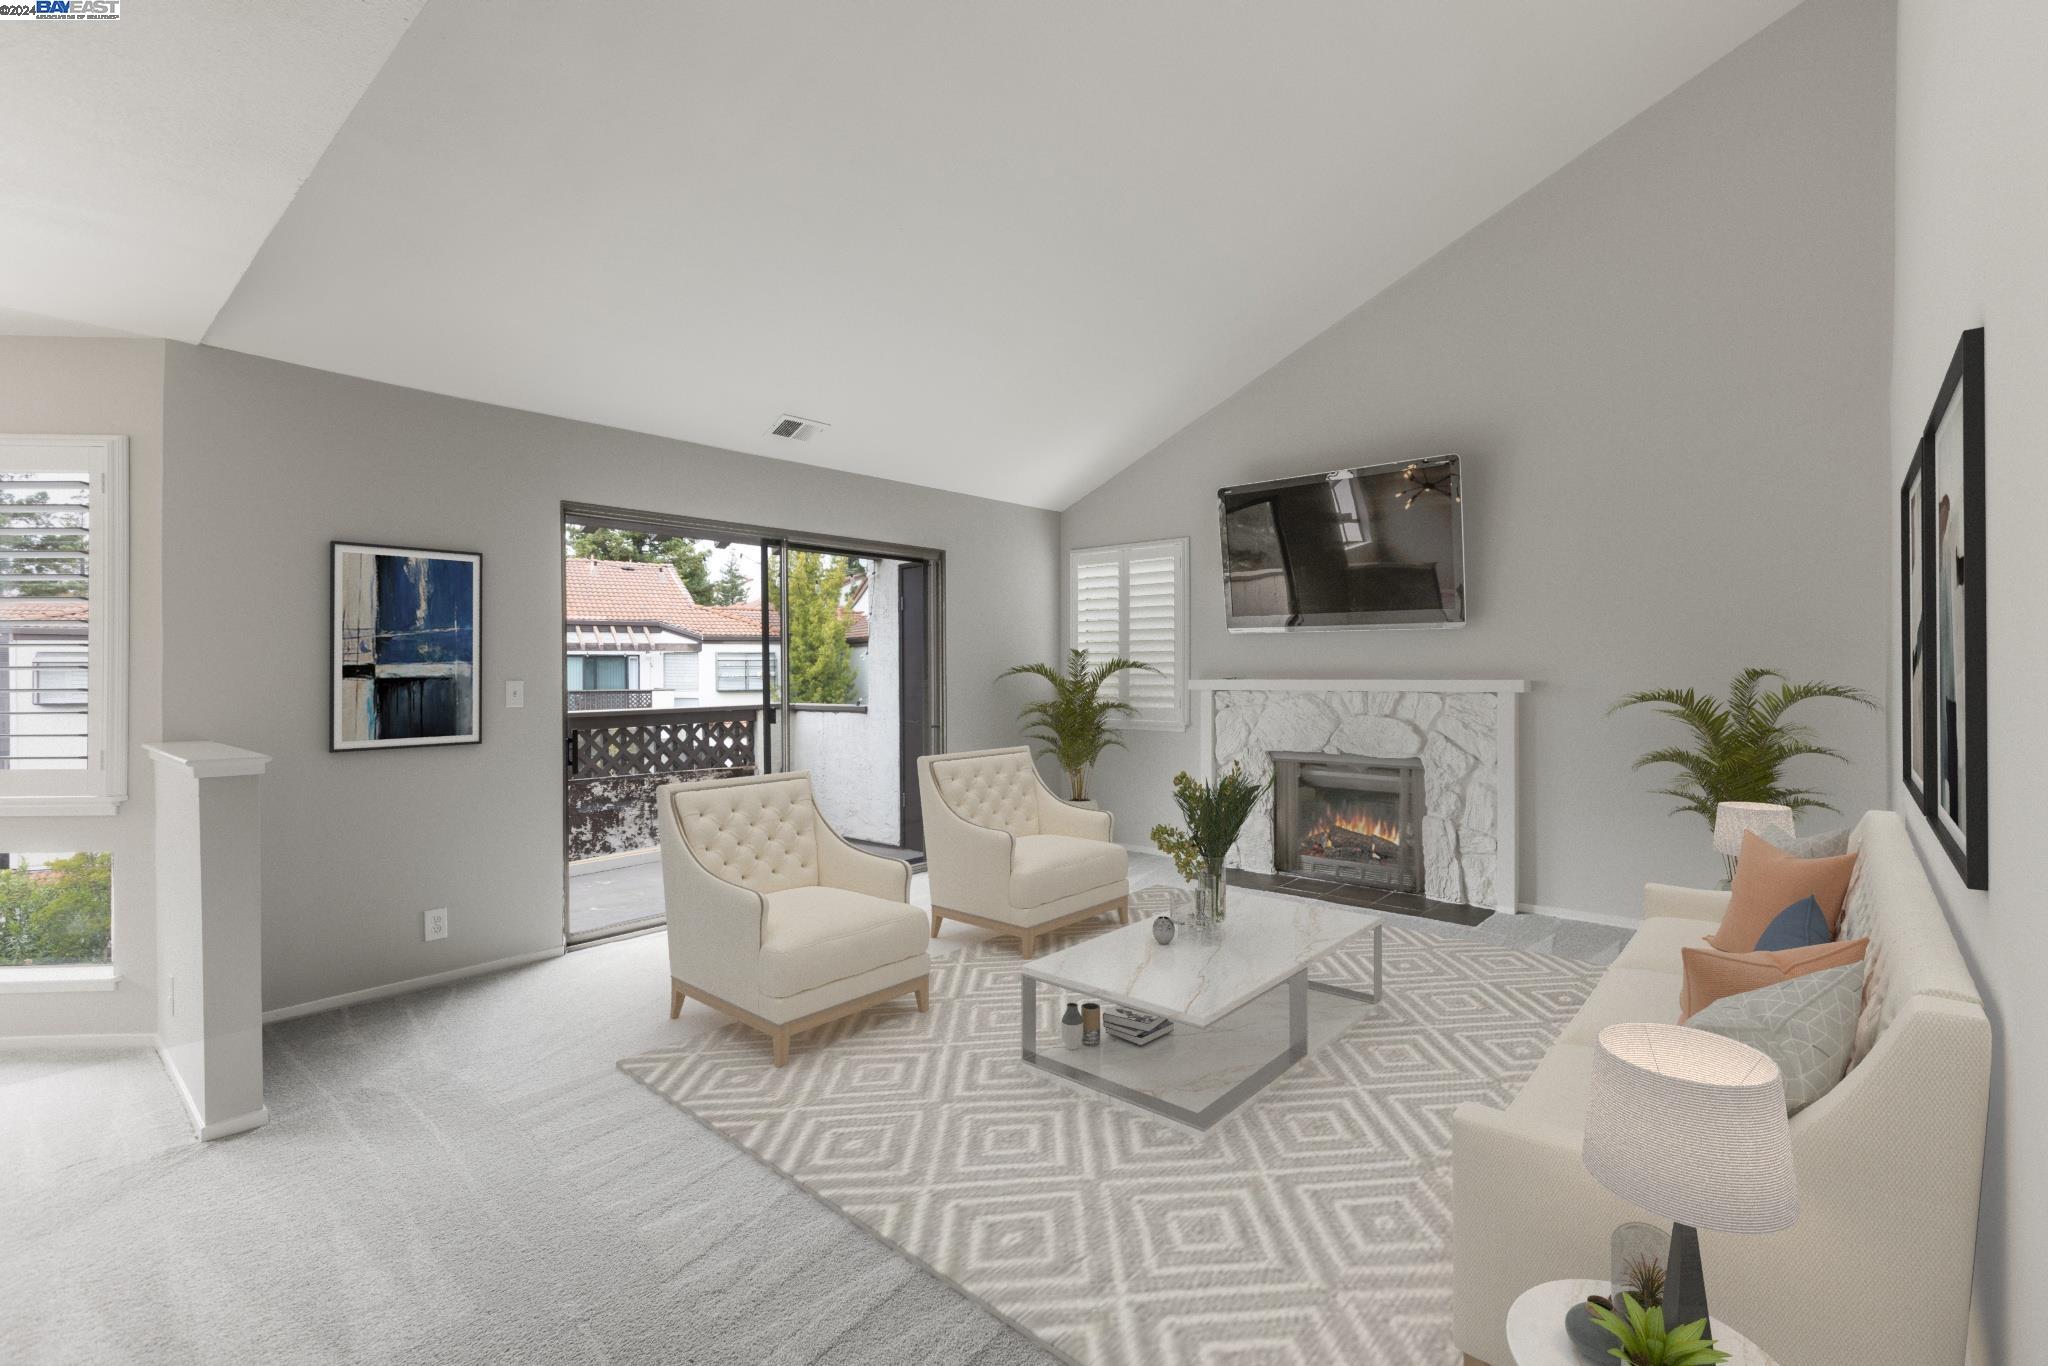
[0,600,89,622]
[563,561,867,642]
[563,558,704,636]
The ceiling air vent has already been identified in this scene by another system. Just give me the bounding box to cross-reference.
[768,414,829,441]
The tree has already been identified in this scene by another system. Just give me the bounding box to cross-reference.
[565,526,714,601]
[0,852,112,966]
[706,551,751,606]
[785,552,859,704]
[7,491,89,599]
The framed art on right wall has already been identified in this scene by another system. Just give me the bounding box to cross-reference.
[1900,444,1931,813]
[1915,327,1988,889]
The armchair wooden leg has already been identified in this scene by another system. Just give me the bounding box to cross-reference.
[915,981,930,1013]
[930,908,945,938]
[772,1030,791,1067]
[1019,930,1036,959]
[1115,895,1130,925]
[670,981,685,1019]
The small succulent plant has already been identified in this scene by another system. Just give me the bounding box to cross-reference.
[1588,1294,1729,1366]
[1621,1252,1667,1309]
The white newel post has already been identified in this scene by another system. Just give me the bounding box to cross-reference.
[146,741,272,1141]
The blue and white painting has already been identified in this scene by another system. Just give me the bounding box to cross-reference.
[332,543,481,749]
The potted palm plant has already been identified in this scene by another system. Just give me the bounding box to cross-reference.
[1000,649,1155,802]
[1611,667,1875,879]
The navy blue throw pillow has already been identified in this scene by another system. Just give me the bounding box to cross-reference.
[1753,895,1832,952]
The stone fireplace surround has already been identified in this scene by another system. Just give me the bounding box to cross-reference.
[1194,678,1528,912]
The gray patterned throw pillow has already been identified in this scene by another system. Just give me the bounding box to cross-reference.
[1765,827,1852,859]
[1684,962,1863,1112]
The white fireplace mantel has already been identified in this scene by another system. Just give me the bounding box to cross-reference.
[1191,678,1529,695]
[1193,677,1528,913]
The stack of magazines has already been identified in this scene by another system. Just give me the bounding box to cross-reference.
[1104,1005,1174,1047]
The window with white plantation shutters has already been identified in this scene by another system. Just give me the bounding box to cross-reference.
[1068,538,1188,730]
[0,436,128,815]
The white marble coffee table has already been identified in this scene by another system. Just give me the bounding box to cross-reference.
[1020,898,1381,1129]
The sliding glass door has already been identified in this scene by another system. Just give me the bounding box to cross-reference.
[560,505,940,943]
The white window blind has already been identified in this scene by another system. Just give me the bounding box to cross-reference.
[717,653,767,692]
[0,436,128,815]
[663,651,699,692]
[1068,538,1187,730]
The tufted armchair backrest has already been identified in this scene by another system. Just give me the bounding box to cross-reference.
[929,747,1043,836]
[670,774,822,895]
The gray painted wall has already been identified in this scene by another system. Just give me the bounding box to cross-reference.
[0,338,165,1038]
[1060,0,1896,918]
[1891,3,2048,1360]
[160,344,1058,1013]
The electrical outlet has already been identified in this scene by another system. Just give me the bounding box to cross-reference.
[424,907,449,942]
[505,679,525,709]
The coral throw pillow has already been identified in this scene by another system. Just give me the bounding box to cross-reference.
[1680,937,1869,1022]
[1709,831,1857,952]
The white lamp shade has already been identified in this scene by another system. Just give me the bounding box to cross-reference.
[1712,802,1796,857]
[1582,1023,1798,1235]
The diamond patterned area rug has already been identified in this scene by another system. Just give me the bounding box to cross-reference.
[618,889,1601,1366]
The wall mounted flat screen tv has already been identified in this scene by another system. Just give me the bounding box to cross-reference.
[1219,456,1465,631]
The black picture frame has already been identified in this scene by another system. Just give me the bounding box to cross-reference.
[1900,445,1932,810]
[330,541,485,752]
[1914,329,1987,888]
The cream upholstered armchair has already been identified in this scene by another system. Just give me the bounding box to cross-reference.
[658,771,928,1066]
[917,746,1129,958]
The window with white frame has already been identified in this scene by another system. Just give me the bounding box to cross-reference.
[716,652,768,692]
[32,650,88,708]
[0,437,127,815]
[1068,538,1188,730]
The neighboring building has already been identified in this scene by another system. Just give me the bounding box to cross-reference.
[0,599,89,771]
[563,558,866,709]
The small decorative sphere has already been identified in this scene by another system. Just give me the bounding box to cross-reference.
[1153,915,1176,945]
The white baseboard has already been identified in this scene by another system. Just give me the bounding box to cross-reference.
[198,1106,270,1141]
[154,1039,271,1141]
[0,1030,157,1049]
[1517,900,1640,930]
[261,945,564,1024]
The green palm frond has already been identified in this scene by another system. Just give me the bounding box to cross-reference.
[1612,668,1875,829]
[1000,649,1156,799]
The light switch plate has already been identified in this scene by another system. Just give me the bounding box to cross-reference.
[505,680,525,709]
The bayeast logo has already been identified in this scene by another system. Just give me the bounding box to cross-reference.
[0,0,122,19]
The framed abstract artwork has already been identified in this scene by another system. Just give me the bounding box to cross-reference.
[331,542,482,751]
[1913,328,1987,888]
[1899,446,1931,811]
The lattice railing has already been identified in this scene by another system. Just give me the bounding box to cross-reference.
[567,689,653,712]
[565,706,758,861]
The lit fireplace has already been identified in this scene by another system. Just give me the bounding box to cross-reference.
[1271,751,1424,894]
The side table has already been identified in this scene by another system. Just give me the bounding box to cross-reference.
[1505,1279,1779,1366]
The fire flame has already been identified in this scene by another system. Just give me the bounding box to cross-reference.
[1299,796,1402,855]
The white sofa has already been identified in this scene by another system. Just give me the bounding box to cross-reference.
[917,746,1130,958]
[658,771,928,1066]
[1452,811,1989,1366]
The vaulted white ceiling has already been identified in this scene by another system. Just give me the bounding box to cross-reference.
[0,0,426,343]
[5,0,1800,507]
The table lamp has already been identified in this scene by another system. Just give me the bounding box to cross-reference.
[1711,802,1795,885]
[1582,1023,1798,1335]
